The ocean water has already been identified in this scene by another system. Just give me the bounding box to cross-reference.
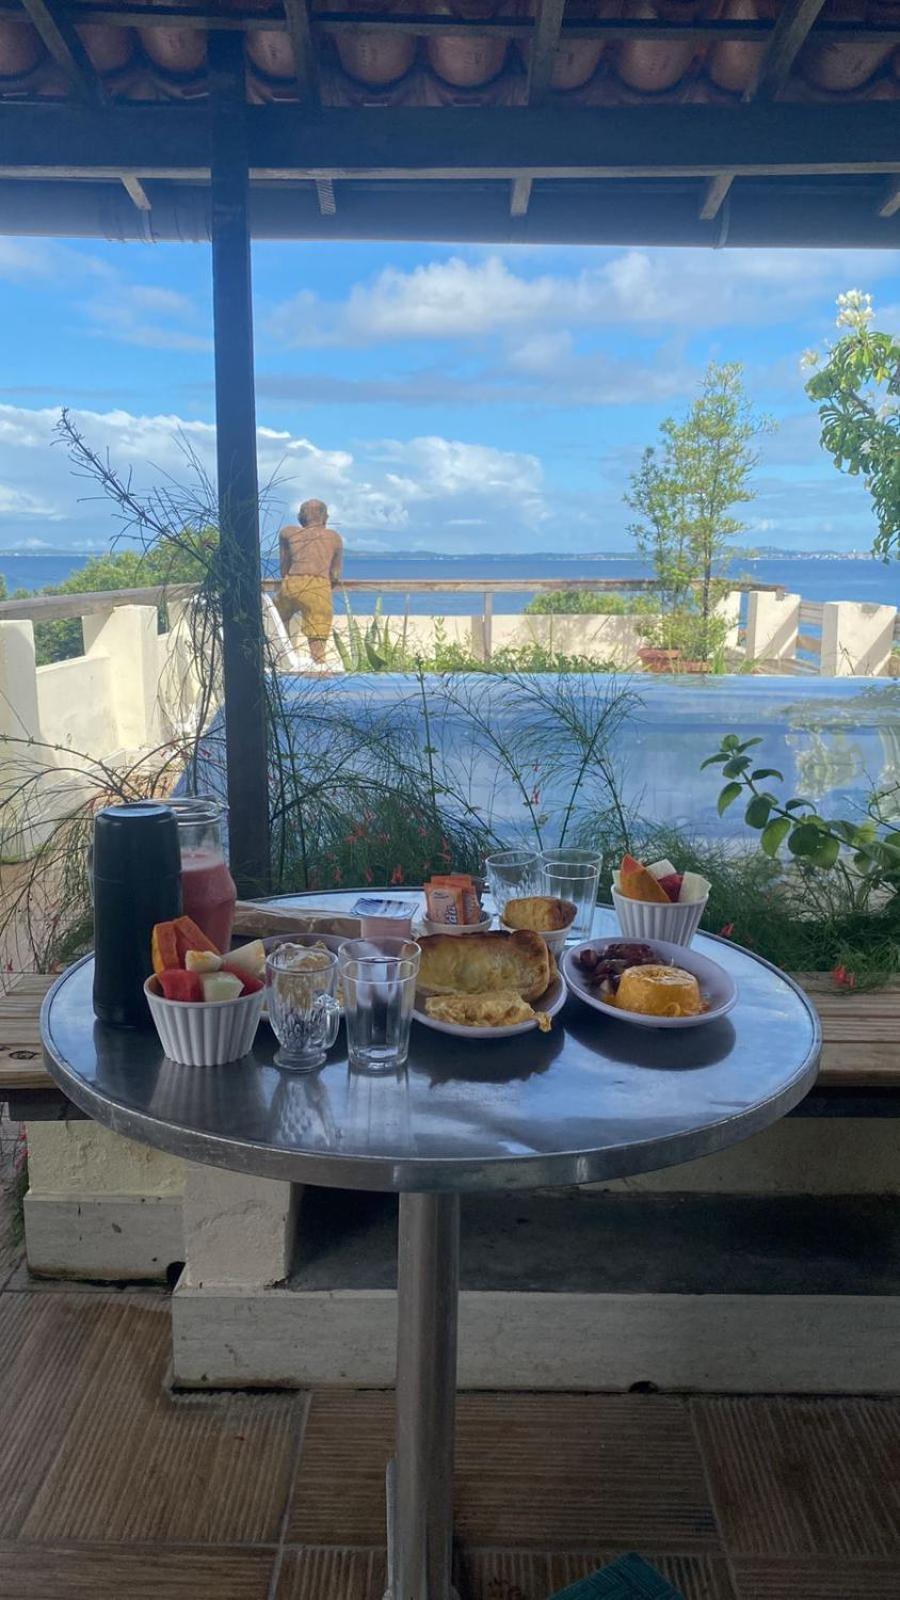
[2,549,899,614]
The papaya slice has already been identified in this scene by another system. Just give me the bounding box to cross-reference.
[151,920,181,976]
[173,915,220,961]
[619,862,670,904]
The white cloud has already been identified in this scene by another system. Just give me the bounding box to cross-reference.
[0,483,61,519]
[0,403,549,552]
[83,282,212,352]
[267,247,899,348]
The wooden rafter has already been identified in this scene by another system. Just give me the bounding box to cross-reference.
[283,0,319,101]
[120,173,151,209]
[700,0,826,222]
[19,0,105,104]
[2,4,898,46]
[510,0,566,217]
[878,177,900,219]
[315,177,336,215]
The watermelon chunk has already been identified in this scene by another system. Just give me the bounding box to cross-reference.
[236,973,264,997]
[158,968,203,1002]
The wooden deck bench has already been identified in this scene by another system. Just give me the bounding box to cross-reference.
[3,969,899,1121]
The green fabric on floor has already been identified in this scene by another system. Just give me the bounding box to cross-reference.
[548,1553,685,1600]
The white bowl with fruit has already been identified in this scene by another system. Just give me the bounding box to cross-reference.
[611,855,710,948]
[146,918,266,1066]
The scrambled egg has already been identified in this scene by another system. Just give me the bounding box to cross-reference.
[425,990,551,1032]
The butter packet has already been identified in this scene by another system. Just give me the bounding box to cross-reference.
[427,874,482,925]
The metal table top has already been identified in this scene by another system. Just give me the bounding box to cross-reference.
[41,897,821,1194]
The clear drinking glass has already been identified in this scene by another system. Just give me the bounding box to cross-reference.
[540,846,603,871]
[484,849,540,918]
[541,860,600,941]
[339,938,421,1075]
[266,943,341,1073]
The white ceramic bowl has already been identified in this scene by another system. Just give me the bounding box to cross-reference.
[419,913,493,937]
[500,918,570,960]
[611,887,707,948]
[144,975,264,1066]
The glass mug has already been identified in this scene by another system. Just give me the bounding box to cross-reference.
[339,937,421,1075]
[266,943,341,1072]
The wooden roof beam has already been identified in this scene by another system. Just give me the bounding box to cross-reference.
[120,173,151,209]
[5,103,900,182]
[283,0,319,101]
[19,0,106,104]
[878,176,900,218]
[509,0,566,215]
[700,0,826,221]
[315,177,336,214]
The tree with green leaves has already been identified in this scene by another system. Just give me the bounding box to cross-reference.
[626,362,772,664]
[804,289,900,561]
[23,528,218,665]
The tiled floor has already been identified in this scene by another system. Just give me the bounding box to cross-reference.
[0,1258,899,1599]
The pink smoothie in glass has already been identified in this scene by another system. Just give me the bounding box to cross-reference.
[180,847,237,953]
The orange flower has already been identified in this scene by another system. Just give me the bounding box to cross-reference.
[719,922,734,939]
[390,865,405,885]
[832,964,857,990]
[363,865,374,884]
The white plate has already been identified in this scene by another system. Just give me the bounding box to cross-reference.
[562,937,737,1030]
[413,973,567,1039]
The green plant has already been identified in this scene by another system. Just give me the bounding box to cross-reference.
[703,732,900,912]
[22,527,217,666]
[333,592,413,672]
[626,362,772,664]
[525,589,653,617]
[804,290,900,561]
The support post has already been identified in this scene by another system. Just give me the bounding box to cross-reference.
[209,33,271,896]
[392,1192,460,1600]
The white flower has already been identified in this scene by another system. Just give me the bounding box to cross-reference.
[836,288,874,331]
[800,348,819,370]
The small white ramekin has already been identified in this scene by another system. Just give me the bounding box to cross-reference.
[611,887,708,948]
[144,975,264,1066]
[500,918,570,960]
[420,913,493,937]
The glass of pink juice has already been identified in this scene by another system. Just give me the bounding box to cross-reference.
[168,797,237,954]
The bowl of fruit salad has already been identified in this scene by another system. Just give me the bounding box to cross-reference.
[145,916,266,1065]
[611,854,710,948]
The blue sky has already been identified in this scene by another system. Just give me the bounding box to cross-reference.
[1,234,898,555]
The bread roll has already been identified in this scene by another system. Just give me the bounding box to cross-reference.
[417,929,550,1002]
[502,895,576,932]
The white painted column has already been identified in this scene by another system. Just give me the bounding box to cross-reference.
[715,589,741,651]
[83,603,162,747]
[744,591,800,663]
[820,600,897,676]
[0,619,54,858]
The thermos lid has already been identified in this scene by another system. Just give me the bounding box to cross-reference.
[93,802,181,882]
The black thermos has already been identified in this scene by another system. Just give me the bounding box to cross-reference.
[92,802,182,1028]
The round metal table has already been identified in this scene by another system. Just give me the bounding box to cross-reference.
[41,895,821,1600]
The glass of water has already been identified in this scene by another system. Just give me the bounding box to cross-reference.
[339,938,421,1075]
[541,860,600,941]
[540,846,603,871]
[266,943,341,1073]
[484,849,540,919]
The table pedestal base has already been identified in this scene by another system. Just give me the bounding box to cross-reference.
[385,1192,461,1600]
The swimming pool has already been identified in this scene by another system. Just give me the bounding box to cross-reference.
[194,673,900,849]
